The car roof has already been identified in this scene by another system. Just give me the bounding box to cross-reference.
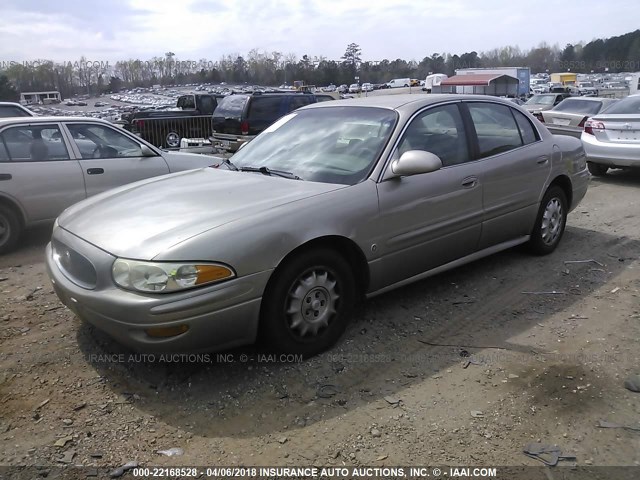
[0,116,112,127]
[305,94,517,112]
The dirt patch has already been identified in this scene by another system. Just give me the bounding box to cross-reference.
[1,171,640,469]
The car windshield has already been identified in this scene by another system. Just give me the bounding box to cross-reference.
[552,99,602,115]
[525,95,556,106]
[229,106,397,185]
[600,96,640,115]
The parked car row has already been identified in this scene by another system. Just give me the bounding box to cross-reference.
[0,117,219,253]
[210,92,335,152]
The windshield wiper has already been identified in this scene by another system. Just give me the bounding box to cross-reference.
[239,165,302,180]
[218,157,238,171]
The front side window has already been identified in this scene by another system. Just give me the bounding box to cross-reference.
[468,103,523,158]
[66,124,144,159]
[396,104,469,167]
[0,125,70,161]
[230,106,397,185]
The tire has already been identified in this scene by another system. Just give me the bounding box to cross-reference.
[0,205,22,255]
[587,162,608,176]
[259,248,356,357]
[527,186,568,255]
[163,130,182,149]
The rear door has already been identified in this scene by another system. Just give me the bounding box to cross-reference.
[0,123,85,222]
[63,122,169,197]
[465,102,551,249]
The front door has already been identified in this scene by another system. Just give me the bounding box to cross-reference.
[63,122,170,197]
[376,103,484,288]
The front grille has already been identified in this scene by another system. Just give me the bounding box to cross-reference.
[52,240,97,289]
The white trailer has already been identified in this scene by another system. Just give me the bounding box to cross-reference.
[423,74,448,92]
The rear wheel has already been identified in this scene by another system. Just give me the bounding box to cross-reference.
[259,248,355,357]
[528,186,568,255]
[587,162,608,176]
[0,205,22,255]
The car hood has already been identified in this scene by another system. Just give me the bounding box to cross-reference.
[160,150,222,171]
[58,168,346,260]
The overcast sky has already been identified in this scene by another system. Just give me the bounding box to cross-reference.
[1,0,639,63]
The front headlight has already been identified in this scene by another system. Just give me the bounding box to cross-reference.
[112,259,235,293]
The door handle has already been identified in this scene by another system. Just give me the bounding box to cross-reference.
[0,174,11,181]
[537,155,549,164]
[461,176,478,188]
[86,168,104,175]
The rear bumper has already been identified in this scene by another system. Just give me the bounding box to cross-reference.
[581,133,640,167]
[210,133,255,152]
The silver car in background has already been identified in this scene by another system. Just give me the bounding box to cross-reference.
[0,117,220,253]
[581,95,640,175]
[46,95,589,357]
[542,97,618,138]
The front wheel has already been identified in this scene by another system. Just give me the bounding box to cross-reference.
[527,186,568,255]
[587,162,608,176]
[259,249,356,357]
[0,205,22,255]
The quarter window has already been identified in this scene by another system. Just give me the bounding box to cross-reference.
[0,125,70,161]
[66,124,144,159]
[247,96,283,123]
[288,96,313,111]
[396,104,469,167]
[0,140,8,162]
[468,103,523,158]
[512,110,539,145]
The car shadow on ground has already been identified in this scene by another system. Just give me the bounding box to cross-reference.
[0,223,53,269]
[75,225,638,438]
[591,168,640,187]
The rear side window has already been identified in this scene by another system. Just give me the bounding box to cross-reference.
[468,103,523,158]
[247,96,283,123]
[0,125,70,161]
[512,110,539,145]
[0,106,31,118]
[213,95,249,118]
[288,96,313,111]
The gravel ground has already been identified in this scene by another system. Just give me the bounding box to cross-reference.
[0,171,639,477]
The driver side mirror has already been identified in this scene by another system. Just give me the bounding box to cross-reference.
[391,150,442,177]
[140,144,156,157]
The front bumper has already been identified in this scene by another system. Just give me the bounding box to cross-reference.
[581,133,640,167]
[45,228,269,353]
